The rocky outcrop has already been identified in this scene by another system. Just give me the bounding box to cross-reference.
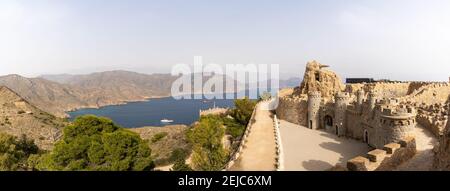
[433,99,450,170]
[297,61,345,98]
[0,86,66,150]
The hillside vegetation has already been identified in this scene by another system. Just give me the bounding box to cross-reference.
[0,86,67,150]
[183,97,256,171]
[36,115,155,171]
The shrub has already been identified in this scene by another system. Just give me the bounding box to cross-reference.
[171,158,192,171]
[0,133,40,171]
[187,116,228,171]
[151,132,168,143]
[37,115,155,171]
[230,97,256,126]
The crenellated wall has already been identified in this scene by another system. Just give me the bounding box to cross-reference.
[346,137,416,171]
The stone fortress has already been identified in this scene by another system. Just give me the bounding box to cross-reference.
[276,60,450,170]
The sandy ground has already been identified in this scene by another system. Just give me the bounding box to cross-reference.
[395,124,437,171]
[230,102,277,171]
[279,120,370,171]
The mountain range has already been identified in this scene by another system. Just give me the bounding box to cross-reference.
[0,71,301,118]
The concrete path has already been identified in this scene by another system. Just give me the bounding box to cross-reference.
[395,124,437,171]
[279,120,370,171]
[230,102,277,171]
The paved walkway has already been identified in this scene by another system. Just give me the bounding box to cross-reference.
[395,124,437,171]
[279,120,370,171]
[230,102,277,171]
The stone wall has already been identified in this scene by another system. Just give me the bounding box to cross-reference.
[416,113,447,137]
[274,114,284,171]
[345,109,364,140]
[276,96,308,127]
[433,101,450,170]
[403,83,450,105]
[199,107,229,116]
[346,137,416,171]
[347,82,411,99]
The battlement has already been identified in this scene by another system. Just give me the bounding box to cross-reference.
[379,98,400,105]
[279,96,306,105]
[346,137,416,171]
[379,104,416,119]
[335,92,350,100]
[308,91,321,98]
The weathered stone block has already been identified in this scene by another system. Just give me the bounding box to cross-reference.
[399,137,416,148]
[347,156,370,171]
[367,149,387,162]
[383,143,401,154]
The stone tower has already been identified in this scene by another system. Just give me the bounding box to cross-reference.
[307,91,321,130]
[334,92,350,136]
[356,89,365,113]
[368,91,377,110]
[379,105,416,148]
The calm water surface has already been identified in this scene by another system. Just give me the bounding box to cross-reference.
[68,96,236,128]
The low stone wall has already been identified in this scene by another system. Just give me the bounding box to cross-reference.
[346,137,417,171]
[224,102,259,170]
[274,114,284,171]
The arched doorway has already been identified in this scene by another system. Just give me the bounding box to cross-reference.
[335,126,339,136]
[364,130,369,144]
[309,120,313,129]
[324,115,333,131]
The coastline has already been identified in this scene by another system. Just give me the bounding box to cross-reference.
[62,89,254,118]
[63,94,171,118]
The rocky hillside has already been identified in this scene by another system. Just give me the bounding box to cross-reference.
[42,71,177,98]
[1,70,296,118]
[0,86,67,150]
[0,74,92,117]
[1,72,179,117]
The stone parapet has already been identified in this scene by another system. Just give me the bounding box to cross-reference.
[346,137,416,171]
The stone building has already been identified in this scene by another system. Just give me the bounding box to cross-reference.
[277,61,423,149]
[306,90,416,149]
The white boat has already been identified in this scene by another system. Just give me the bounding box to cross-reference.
[160,119,174,123]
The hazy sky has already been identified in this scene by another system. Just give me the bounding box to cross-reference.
[0,0,449,81]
